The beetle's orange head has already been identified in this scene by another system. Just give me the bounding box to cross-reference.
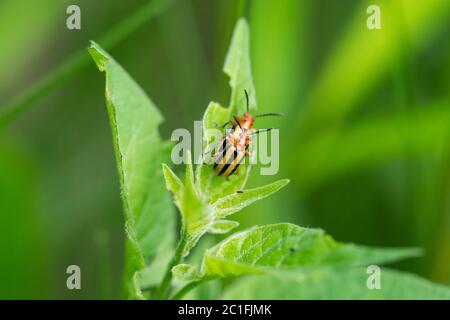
[241,113,255,130]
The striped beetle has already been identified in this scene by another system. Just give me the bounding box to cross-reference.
[211,90,282,178]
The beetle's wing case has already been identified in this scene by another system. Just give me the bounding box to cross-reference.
[222,149,246,176]
[212,114,253,177]
[213,136,232,175]
[213,136,247,176]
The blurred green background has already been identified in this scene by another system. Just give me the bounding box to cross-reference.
[0,0,449,299]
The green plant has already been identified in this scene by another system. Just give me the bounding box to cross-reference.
[89,18,450,300]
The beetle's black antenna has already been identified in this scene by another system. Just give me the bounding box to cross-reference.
[255,112,284,118]
[244,89,249,113]
[234,115,243,130]
[250,128,274,135]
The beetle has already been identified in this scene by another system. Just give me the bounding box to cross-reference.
[211,90,282,178]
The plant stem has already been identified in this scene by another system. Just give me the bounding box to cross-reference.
[171,279,206,300]
[156,230,187,299]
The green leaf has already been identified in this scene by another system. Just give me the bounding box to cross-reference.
[139,235,175,293]
[208,220,240,234]
[163,151,212,258]
[201,223,420,278]
[159,18,289,299]
[163,153,289,258]
[213,179,290,218]
[162,18,289,260]
[196,102,251,203]
[172,264,202,282]
[195,19,258,202]
[130,273,146,300]
[194,18,258,204]
[178,152,213,256]
[88,42,174,298]
[162,164,183,200]
[224,18,257,115]
[222,268,450,300]
[197,18,260,196]
[182,236,222,300]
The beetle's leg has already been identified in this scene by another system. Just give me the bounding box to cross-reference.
[202,143,216,156]
[201,138,223,164]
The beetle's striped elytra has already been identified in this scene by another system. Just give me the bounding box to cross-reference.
[210,90,282,177]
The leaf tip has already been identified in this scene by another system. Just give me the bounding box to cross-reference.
[172,264,201,282]
[208,219,240,234]
[407,247,424,257]
[87,41,110,71]
[278,178,290,188]
[162,163,183,195]
[265,178,290,194]
[235,17,250,34]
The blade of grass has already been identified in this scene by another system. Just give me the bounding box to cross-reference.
[0,0,70,95]
[290,101,450,192]
[157,0,212,126]
[292,0,450,136]
[0,0,175,127]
